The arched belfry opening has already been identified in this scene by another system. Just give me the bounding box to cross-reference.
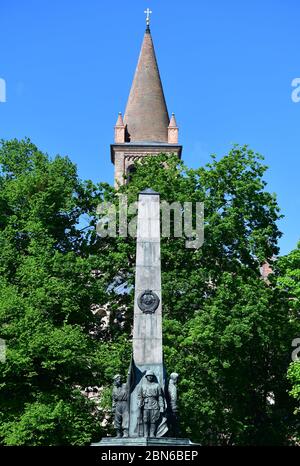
[126,164,137,183]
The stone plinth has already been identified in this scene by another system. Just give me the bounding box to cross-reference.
[92,437,194,446]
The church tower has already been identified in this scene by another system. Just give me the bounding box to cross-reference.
[111,10,182,187]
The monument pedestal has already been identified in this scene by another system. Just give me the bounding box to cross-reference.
[92,437,194,446]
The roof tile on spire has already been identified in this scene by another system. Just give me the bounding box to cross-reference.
[124,30,169,143]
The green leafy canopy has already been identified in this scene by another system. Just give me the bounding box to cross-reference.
[0,138,298,445]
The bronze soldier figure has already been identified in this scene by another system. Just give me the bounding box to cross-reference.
[168,372,180,436]
[137,370,165,437]
[112,374,129,438]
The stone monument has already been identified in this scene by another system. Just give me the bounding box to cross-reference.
[92,189,192,446]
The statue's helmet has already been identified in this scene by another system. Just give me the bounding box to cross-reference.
[113,374,121,381]
[145,370,154,377]
[170,372,179,380]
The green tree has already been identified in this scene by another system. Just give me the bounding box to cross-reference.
[95,146,294,444]
[276,242,300,441]
[276,241,300,317]
[0,138,128,445]
[0,139,295,445]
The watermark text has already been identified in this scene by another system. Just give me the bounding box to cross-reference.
[96,196,204,249]
[0,338,6,363]
[291,78,300,103]
[291,337,300,361]
[0,78,6,103]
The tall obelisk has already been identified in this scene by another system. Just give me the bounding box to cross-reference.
[93,189,193,445]
[129,188,167,437]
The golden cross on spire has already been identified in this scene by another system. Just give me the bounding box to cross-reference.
[144,8,152,28]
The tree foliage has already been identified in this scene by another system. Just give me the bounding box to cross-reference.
[275,242,300,441]
[102,146,294,444]
[0,139,126,445]
[0,139,297,444]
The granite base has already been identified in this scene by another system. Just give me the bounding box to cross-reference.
[92,437,194,446]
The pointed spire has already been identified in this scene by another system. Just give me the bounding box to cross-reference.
[123,28,169,143]
[114,112,125,143]
[168,112,178,127]
[168,113,179,143]
[115,112,124,126]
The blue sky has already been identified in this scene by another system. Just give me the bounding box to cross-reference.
[0,0,299,255]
